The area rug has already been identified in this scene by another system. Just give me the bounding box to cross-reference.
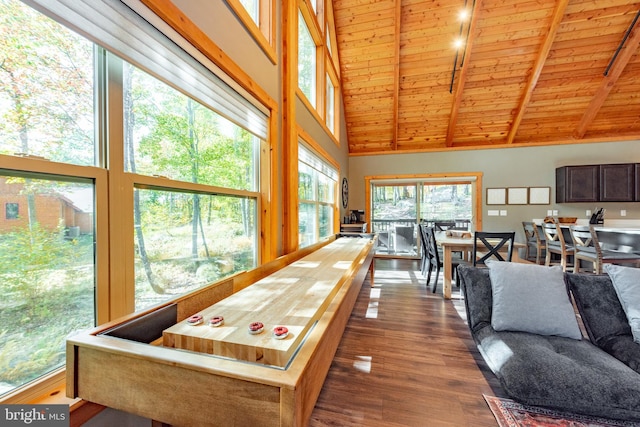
[483,395,640,427]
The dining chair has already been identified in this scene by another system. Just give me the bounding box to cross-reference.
[570,225,640,274]
[522,221,546,264]
[543,219,574,272]
[424,226,463,293]
[418,224,429,275]
[470,231,515,266]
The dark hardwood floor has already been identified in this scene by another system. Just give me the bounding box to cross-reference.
[309,258,505,427]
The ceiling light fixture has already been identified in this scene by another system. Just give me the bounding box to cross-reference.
[604,9,640,76]
[449,0,475,93]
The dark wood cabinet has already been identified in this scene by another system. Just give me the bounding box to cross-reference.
[600,163,635,202]
[556,163,639,203]
[556,165,599,203]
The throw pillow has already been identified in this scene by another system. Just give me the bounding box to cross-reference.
[487,261,582,340]
[604,264,640,344]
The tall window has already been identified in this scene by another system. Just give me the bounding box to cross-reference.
[326,73,336,132]
[123,64,260,310]
[298,10,317,107]
[0,0,97,398]
[239,0,259,24]
[298,145,337,248]
[0,0,267,399]
[371,181,473,257]
[227,0,275,60]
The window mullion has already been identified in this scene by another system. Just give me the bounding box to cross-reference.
[105,52,136,319]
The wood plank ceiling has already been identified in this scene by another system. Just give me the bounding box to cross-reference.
[333,0,640,155]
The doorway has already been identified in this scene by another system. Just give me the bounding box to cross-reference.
[366,174,482,258]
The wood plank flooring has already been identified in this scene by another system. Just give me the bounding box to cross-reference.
[309,258,505,427]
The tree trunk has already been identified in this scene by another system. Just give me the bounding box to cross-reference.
[124,64,160,293]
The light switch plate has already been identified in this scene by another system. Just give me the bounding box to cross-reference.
[487,210,499,216]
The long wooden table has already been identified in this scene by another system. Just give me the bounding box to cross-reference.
[437,232,526,299]
[66,235,375,427]
[163,238,371,367]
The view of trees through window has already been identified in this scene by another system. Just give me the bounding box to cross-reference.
[371,182,472,256]
[298,147,336,248]
[0,176,96,397]
[298,10,316,107]
[0,0,96,397]
[0,0,260,396]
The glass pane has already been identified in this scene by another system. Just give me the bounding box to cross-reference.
[0,175,95,397]
[298,11,316,107]
[124,63,259,192]
[420,184,472,222]
[134,188,257,311]
[240,0,259,25]
[318,204,332,239]
[326,76,335,132]
[298,202,317,248]
[298,162,316,201]
[0,0,96,166]
[371,184,417,256]
[318,173,333,203]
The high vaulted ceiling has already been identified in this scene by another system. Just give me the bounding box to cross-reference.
[332,0,640,155]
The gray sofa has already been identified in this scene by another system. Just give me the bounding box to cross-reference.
[566,272,640,374]
[457,264,640,422]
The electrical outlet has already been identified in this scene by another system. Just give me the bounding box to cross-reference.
[586,210,591,217]
[621,210,627,217]
[547,210,553,216]
[552,210,558,216]
[499,210,507,216]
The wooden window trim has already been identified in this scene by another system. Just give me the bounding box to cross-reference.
[298,126,340,244]
[225,0,277,64]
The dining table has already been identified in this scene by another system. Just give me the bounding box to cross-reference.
[436,232,527,299]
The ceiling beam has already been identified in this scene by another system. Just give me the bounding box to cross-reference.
[506,0,569,144]
[574,14,640,139]
[391,0,402,150]
[446,0,482,147]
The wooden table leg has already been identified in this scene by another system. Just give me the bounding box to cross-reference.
[369,257,375,286]
[443,247,452,299]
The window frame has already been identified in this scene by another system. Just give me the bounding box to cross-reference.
[226,0,277,64]
[5,202,19,220]
[297,130,339,249]
[0,0,273,403]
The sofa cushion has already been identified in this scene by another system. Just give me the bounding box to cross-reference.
[459,265,640,421]
[566,272,640,374]
[487,261,581,340]
[474,327,640,422]
[604,264,640,343]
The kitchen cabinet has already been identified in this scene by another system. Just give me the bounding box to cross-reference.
[556,165,599,203]
[600,163,635,202]
[556,163,638,203]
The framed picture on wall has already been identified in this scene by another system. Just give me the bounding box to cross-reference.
[486,188,506,205]
[529,187,551,205]
[507,187,528,205]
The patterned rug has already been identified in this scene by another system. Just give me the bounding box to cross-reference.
[484,395,640,427]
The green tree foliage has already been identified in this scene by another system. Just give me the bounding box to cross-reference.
[0,0,94,164]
